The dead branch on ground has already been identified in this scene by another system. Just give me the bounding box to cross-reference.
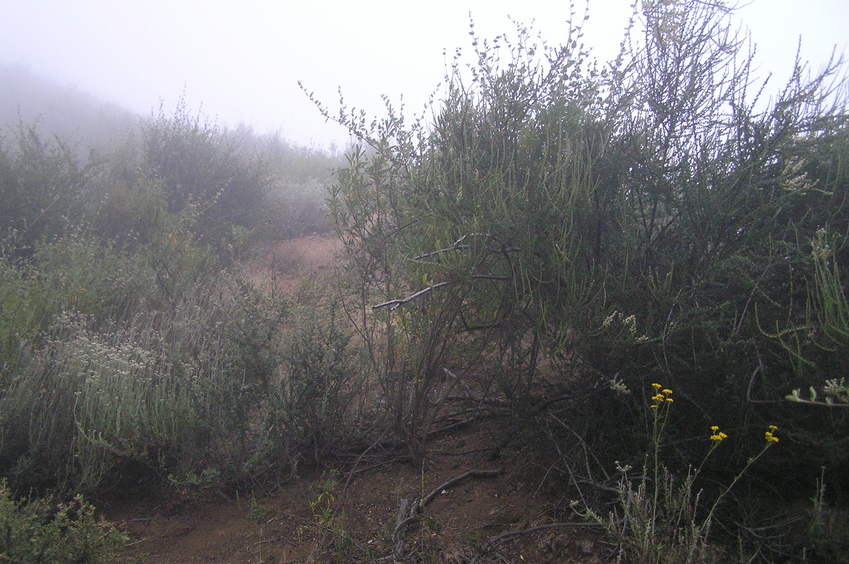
[374,469,504,563]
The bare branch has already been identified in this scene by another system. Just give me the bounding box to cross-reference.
[372,282,449,310]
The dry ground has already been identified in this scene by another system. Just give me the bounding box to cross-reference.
[106,416,608,563]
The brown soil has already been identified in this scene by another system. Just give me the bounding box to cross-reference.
[247,234,344,295]
[102,235,609,563]
[106,417,607,563]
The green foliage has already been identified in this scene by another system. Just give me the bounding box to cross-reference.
[774,228,849,380]
[313,0,849,480]
[0,213,294,492]
[0,231,152,395]
[0,480,127,563]
[300,471,351,561]
[325,140,472,462]
[34,231,152,322]
[251,131,342,238]
[0,84,357,503]
[0,154,358,495]
[267,177,334,238]
[168,466,223,498]
[577,384,780,563]
[0,122,93,256]
[804,469,849,562]
[0,257,43,390]
[247,294,358,480]
[1,302,238,490]
[138,98,271,253]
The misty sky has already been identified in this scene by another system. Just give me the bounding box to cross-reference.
[1,0,847,149]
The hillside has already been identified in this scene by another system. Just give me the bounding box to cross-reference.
[0,65,138,152]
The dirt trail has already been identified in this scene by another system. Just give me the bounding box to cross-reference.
[109,418,606,563]
[248,234,343,294]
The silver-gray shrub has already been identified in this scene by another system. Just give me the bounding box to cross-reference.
[0,300,245,491]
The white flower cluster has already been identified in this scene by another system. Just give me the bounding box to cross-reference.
[823,378,848,403]
[602,311,649,343]
[608,375,631,396]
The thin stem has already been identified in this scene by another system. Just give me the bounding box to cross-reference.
[703,443,774,525]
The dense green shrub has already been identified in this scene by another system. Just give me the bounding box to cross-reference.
[248,296,359,480]
[0,480,126,563]
[314,0,848,507]
[138,100,272,254]
[0,232,148,396]
[0,122,93,256]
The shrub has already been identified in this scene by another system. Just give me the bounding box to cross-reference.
[0,232,291,491]
[139,99,272,255]
[310,0,848,501]
[252,131,341,238]
[0,305,241,491]
[266,178,333,238]
[0,122,93,257]
[245,285,360,482]
[0,480,127,563]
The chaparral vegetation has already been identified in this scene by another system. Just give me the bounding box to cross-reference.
[1,1,848,562]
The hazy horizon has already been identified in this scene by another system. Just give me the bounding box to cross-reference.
[1,0,847,150]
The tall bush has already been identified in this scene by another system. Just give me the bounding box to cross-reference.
[0,122,92,256]
[315,0,848,492]
[139,99,271,255]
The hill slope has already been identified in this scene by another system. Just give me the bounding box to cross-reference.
[0,65,138,151]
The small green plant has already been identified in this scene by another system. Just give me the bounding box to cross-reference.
[309,489,336,530]
[802,467,849,562]
[167,466,222,498]
[248,492,277,525]
[580,383,780,563]
[300,471,339,536]
[300,471,352,560]
[424,514,443,533]
[787,378,849,407]
[0,480,128,563]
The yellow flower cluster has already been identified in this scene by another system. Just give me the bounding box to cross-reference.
[709,425,728,442]
[765,425,779,443]
[649,383,673,409]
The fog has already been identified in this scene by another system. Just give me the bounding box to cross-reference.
[1,0,846,149]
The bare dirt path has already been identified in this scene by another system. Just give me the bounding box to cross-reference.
[248,234,343,295]
[109,417,606,563]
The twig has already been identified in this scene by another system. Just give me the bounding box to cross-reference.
[375,469,504,563]
[420,469,503,508]
[485,521,604,546]
[340,427,393,501]
[411,232,491,260]
[785,397,849,408]
[412,245,469,260]
[372,282,449,310]
[390,498,411,560]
